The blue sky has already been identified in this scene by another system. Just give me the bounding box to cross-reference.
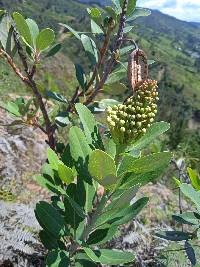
[138,0,200,22]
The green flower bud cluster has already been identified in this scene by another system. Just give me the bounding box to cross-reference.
[106,79,159,144]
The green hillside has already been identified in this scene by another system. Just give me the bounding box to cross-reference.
[0,0,199,155]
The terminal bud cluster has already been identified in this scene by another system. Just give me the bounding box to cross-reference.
[106,79,159,144]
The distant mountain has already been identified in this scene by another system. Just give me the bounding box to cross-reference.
[190,22,200,28]
[78,0,111,5]
[0,0,200,150]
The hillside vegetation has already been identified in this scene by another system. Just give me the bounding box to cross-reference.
[0,0,200,158]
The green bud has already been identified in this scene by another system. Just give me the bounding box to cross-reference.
[110,121,116,127]
[112,115,118,121]
[142,114,147,119]
[120,127,125,132]
[107,106,112,113]
[151,112,156,117]
[106,79,158,145]
[132,115,136,119]
[118,104,124,110]
[107,116,112,123]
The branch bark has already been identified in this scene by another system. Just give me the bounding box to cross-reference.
[0,48,55,149]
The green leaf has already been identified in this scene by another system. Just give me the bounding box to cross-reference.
[66,193,86,219]
[55,113,70,127]
[5,102,21,117]
[64,184,85,230]
[103,83,127,96]
[127,7,151,22]
[0,14,11,50]
[69,126,95,214]
[180,184,200,212]
[98,99,121,110]
[46,250,69,267]
[0,10,5,17]
[83,247,100,263]
[108,185,139,210]
[124,26,134,33]
[120,153,172,189]
[95,249,134,265]
[87,226,118,245]
[120,0,136,16]
[87,8,102,25]
[127,0,137,16]
[197,228,200,239]
[156,231,191,241]
[75,64,86,89]
[106,69,126,84]
[81,34,98,65]
[111,197,148,226]
[75,253,98,267]
[88,149,116,185]
[120,44,135,55]
[173,176,181,187]
[46,43,62,57]
[40,163,54,177]
[105,138,116,158]
[47,147,59,170]
[26,18,39,46]
[87,228,111,245]
[69,126,91,163]
[95,197,148,227]
[185,241,196,265]
[148,59,155,65]
[35,174,85,219]
[5,25,16,57]
[105,6,117,20]
[36,28,55,52]
[34,174,60,194]
[58,163,74,184]
[172,212,199,226]
[75,258,97,267]
[75,103,103,149]
[118,152,171,176]
[35,201,64,237]
[59,23,80,39]
[111,0,122,14]
[91,20,103,34]
[46,91,68,104]
[127,122,170,155]
[187,167,200,190]
[13,12,32,46]
[39,230,59,250]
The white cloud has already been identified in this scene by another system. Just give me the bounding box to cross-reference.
[138,0,200,22]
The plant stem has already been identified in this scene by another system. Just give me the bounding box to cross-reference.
[84,0,129,105]
[172,159,185,231]
[0,44,55,149]
[81,195,108,241]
